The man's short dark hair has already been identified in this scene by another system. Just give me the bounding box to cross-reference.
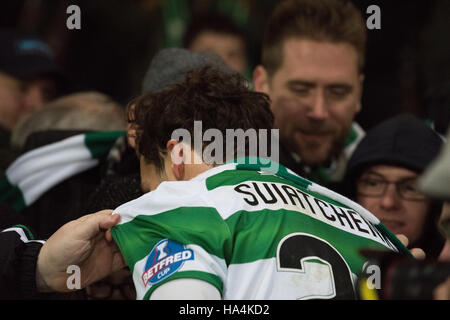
[133,66,273,171]
[183,13,246,49]
[262,0,366,76]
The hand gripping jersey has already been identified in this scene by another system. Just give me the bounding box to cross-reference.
[111,159,410,300]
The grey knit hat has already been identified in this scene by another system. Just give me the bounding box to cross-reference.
[141,48,236,93]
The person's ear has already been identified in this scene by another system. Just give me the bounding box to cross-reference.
[253,65,270,95]
[355,74,365,114]
[126,103,137,149]
[167,140,184,181]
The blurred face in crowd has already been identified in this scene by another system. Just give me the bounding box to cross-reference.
[126,103,137,149]
[189,31,247,73]
[355,165,431,245]
[86,267,136,300]
[438,201,450,262]
[0,71,57,130]
[254,38,363,166]
[0,72,25,130]
[22,76,58,115]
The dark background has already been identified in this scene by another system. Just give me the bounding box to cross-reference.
[1,0,449,133]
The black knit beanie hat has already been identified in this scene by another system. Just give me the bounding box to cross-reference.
[344,114,444,196]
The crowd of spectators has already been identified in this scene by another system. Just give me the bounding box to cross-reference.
[0,0,448,301]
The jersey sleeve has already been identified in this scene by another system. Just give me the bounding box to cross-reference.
[110,180,231,300]
[0,224,47,299]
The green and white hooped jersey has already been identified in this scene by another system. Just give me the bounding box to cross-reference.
[111,159,409,300]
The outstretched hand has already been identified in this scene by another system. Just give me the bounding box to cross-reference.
[36,210,125,292]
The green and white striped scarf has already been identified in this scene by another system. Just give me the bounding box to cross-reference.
[0,131,124,212]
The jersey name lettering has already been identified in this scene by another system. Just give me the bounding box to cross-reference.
[234,181,396,250]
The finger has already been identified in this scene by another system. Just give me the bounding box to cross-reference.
[433,278,450,300]
[105,229,113,242]
[395,234,409,247]
[410,248,426,260]
[105,225,119,242]
[72,210,115,240]
[98,212,120,231]
[111,251,127,272]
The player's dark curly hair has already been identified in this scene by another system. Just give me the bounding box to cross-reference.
[131,66,274,172]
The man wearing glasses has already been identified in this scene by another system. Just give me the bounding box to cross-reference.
[343,114,445,259]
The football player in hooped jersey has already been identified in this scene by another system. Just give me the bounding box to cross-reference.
[111,65,410,300]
